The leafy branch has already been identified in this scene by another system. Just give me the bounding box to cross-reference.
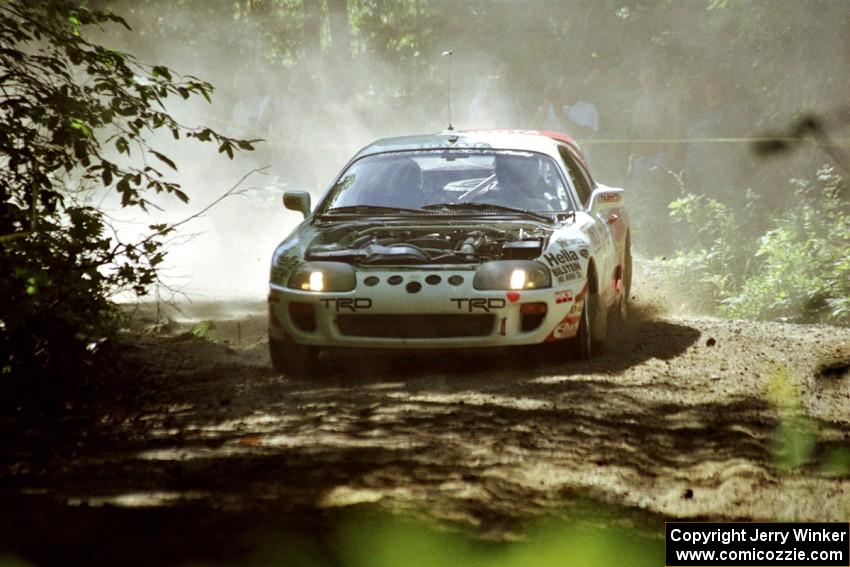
[0,0,258,377]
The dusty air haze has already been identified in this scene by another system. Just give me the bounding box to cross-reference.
[87,0,849,304]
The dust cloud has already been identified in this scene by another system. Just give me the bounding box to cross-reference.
[87,0,849,303]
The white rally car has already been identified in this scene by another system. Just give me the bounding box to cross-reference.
[268,130,631,374]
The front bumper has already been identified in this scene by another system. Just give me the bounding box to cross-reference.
[268,267,586,349]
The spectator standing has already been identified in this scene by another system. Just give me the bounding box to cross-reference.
[685,80,747,203]
[628,66,678,251]
[468,64,524,128]
[532,77,599,163]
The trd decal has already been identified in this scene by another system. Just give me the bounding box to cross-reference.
[555,290,573,304]
[451,298,507,312]
[319,298,373,312]
[599,193,622,203]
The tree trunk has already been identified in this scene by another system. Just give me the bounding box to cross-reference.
[327,0,351,61]
[302,0,322,62]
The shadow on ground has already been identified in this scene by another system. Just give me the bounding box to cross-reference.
[1,310,842,566]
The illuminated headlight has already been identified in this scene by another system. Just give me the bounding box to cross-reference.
[474,261,551,290]
[287,262,356,292]
[308,271,324,291]
[509,269,526,290]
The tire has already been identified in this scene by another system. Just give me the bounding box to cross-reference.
[574,297,593,360]
[574,265,606,360]
[589,285,608,348]
[269,337,319,377]
[614,239,633,323]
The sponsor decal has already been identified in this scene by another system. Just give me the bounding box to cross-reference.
[544,250,580,266]
[598,193,621,203]
[551,323,575,339]
[543,249,583,284]
[555,237,585,250]
[451,298,507,312]
[579,248,589,259]
[416,140,491,150]
[555,290,573,304]
[543,312,582,342]
[319,298,373,312]
[506,291,520,303]
[568,301,582,314]
[551,262,582,284]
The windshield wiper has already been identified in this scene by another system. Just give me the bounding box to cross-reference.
[421,202,555,223]
[322,204,425,216]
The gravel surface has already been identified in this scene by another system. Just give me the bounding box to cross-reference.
[1,269,848,564]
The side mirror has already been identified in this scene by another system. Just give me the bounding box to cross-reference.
[283,190,311,218]
[587,187,625,213]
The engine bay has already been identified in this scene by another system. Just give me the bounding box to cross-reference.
[305,224,549,265]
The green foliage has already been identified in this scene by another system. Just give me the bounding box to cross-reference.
[660,186,757,312]
[0,507,663,567]
[335,510,661,567]
[822,448,850,478]
[722,168,850,322]
[0,1,248,378]
[765,365,849,477]
[190,320,218,341]
[771,415,816,473]
[662,166,850,324]
[351,0,436,62]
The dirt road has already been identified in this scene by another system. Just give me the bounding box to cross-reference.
[1,271,849,564]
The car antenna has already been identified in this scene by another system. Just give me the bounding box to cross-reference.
[441,50,454,131]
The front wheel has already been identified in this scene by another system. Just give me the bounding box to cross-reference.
[269,337,319,377]
[615,240,633,323]
[573,298,593,360]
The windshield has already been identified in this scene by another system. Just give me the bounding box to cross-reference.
[319,150,574,215]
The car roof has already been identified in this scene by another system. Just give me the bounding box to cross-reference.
[352,129,587,165]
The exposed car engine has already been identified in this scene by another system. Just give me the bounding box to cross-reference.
[305,225,548,265]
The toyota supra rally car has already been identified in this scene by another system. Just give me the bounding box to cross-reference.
[268,129,631,374]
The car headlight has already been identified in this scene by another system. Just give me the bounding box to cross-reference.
[287,262,356,292]
[474,260,551,290]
